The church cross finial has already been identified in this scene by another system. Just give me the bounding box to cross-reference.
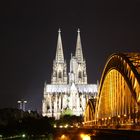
[58,28,61,33]
[77,28,80,33]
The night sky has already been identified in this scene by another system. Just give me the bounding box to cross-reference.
[0,0,140,112]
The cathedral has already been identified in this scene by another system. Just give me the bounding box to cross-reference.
[42,29,98,119]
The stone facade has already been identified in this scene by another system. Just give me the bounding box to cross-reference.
[42,29,97,119]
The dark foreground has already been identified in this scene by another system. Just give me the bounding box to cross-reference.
[53,128,140,140]
[2,128,140,140]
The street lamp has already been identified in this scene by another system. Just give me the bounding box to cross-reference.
[17,100,27,111]
[23,100,27,111]
[17,100,22,110]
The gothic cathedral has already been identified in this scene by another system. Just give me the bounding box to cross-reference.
[42,29,97,119]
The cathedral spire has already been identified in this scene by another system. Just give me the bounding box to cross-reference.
[52,29,67,84]
[75,28,83,62]
[55,28,64,63]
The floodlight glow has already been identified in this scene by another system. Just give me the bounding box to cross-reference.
[24,101,27,103]
[22,134,26,138]
[54,124,57,128]
[17,101,21,103]
[64,124,68,128]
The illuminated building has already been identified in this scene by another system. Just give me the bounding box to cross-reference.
[42,29,97,119]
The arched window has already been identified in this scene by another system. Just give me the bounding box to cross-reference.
[78,71,82,78]
[58,72,62,78]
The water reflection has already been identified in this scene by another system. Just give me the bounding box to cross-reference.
[28,135,128,140]
[4,135,138,140]
[3,131,140,140]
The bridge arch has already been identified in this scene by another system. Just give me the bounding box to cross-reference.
[84,99,96,127]
[96,53,140,126]
[85,53,140,127]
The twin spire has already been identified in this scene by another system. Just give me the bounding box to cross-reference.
[75,28,83,62]
[55,29,64,63]
[55,28,83,63]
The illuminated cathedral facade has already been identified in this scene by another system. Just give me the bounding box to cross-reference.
[42,29,97,119]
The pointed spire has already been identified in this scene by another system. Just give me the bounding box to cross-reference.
[75,28,83,62]
[55,28,64,63]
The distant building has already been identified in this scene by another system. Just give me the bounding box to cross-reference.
[42,29,98,119]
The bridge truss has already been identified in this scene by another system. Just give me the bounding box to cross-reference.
[84,53,140,128]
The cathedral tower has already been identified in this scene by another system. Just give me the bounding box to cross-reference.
[69,29,87,84]
[51,29,67,84]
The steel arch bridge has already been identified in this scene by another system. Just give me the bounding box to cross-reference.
[84,53,140,128]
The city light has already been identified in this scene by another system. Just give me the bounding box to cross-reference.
[124,114,127,117]
[22,134,26,138]
[80,133,85,138]
[60,134,69,140]
[54,124,57,128]
[80,134,91,140]
[59,125,63,128]
[64,124,68,128]
[118,115,120,118]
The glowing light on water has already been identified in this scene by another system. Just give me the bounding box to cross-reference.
[80,133,91,140]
